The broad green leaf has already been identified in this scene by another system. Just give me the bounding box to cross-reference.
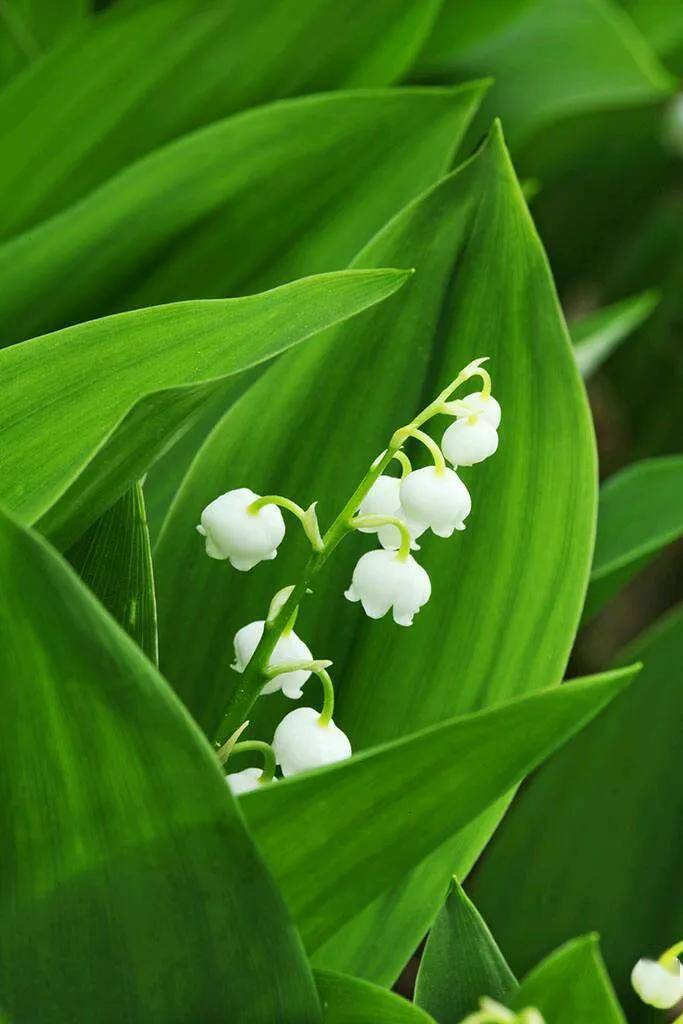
[414,881,517,1022]
[156,124,597,980]
[0,0,440,237]
[0,268,409,549]
[67,482,158,663]
[413,0,674,148]
[584,455,683,622]
[0,507,321,1023]
[315,971,436,1023]
[241,669,636,956]
[571,289,659,378]
[0,83,487,346]
[510,936,626,1024]
[470,607,683,1021]
[0,0,87,87]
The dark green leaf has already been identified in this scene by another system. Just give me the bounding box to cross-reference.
[414,880,517,1022]
[316,971,436,1023]
[241,668,636,956]
[0,0,87,87]
[470,607,683,1021]
[0,0,441,236]
[571,289,659,378]
[67,482,158,663]
[510,936,626,1024]
[156,123,597,981]
[0,83,486,346]
[0,507,321,1023]
[0,268,409,549]
[584,455,683,622]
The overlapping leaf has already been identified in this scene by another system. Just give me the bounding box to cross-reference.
[0,0,87,87]
[0,268,409,549]
[315,971,436,1023]
[414,881,517,1022]
[470,607,683,1020]
[0,83,486,346]
[584,455,683,621]
[0,507,321,1023]
[156,123,597,979]
[0,0,441,237]
[67,482,158,663]
[241,669,635,956]
[571,289,659,379]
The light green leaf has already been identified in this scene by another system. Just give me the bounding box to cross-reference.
[66,482,158,663]
[510,936,626,1024]
[241,668,636,957]
[0,507,321,1023]
[469,607,683,1021]
[0,0,87,87]
[413,0,674,148]
[156,123,597,981]
[0,0,440,237]
[584,455,683,621]
[414,881,517,1022]
[315,971,436,1023]
[0,268,409,549]
[0,83,486,347]
[571,289,659,378]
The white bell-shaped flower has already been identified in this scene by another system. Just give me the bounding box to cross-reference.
[232,620,313,699]
[458,390,502,429]
[197,488,285,570]
[345,548,431,626]
[399,466,471,537]
[357,475,401,531]
[631,957,683,1009]
[272,707,351,777]
[441,416,499,467]
[226,767,265,795]
[377,511,425,551]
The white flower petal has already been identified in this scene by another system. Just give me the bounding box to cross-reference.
[226,767,263,795]
[458,391,502,429]
[272,707,352,777]
[345,548,430,626]
[233,620,312,698]
[199,488,285,569]
[441,418,499,467]
[631,958,683,1009]
[357,475,402,532]
[400,466,471,536]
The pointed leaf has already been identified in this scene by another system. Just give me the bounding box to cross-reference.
[0,0,441,236]
[470,606,683,1019]
[571,289,659,378]
[66,482,158,663]
[241,668,636,955]
[316,970,436,1023]
[414,881,517,1022]
[0,268,409,548]
[0,507,320,1023]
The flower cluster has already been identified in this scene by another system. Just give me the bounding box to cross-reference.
[196,358,500,788]
[461,998,544,1024]
[631,942,683,1011]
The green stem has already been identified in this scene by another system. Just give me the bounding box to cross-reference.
[351,513,412,560]
[317,666,335,726]
[393,426,446,474]
[660,940,683,968]
[218,739,276,782]
[249,494,324,551]
[392,450,412,478]
[264,659,336,724]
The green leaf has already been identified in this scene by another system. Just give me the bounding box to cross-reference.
[0,0,87,87]
[0,0,441,237]
[0,83,486,347]
[0,507,321,1023]
[510,936,626,1024]
[0,268,409,549]
[414,881,517,1022]
[571,289,659,378]
[413,0,674,148]
[156,123,597,981]
[66,482,158,663]
[315,971,436,1023]
[584,455,683,622]
[241,668,636,957]
[469,607,683,1021]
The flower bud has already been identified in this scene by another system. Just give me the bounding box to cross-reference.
[399,466,471,537]
[226,767,267,795]
[345,548,431,626]
[441,417,498,467]
[631,957,683,1009]
[458,391,501,429]
[357,475,401,530]
[272,707,351,777]
[232,620,313,699]
[197,488,285,570]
